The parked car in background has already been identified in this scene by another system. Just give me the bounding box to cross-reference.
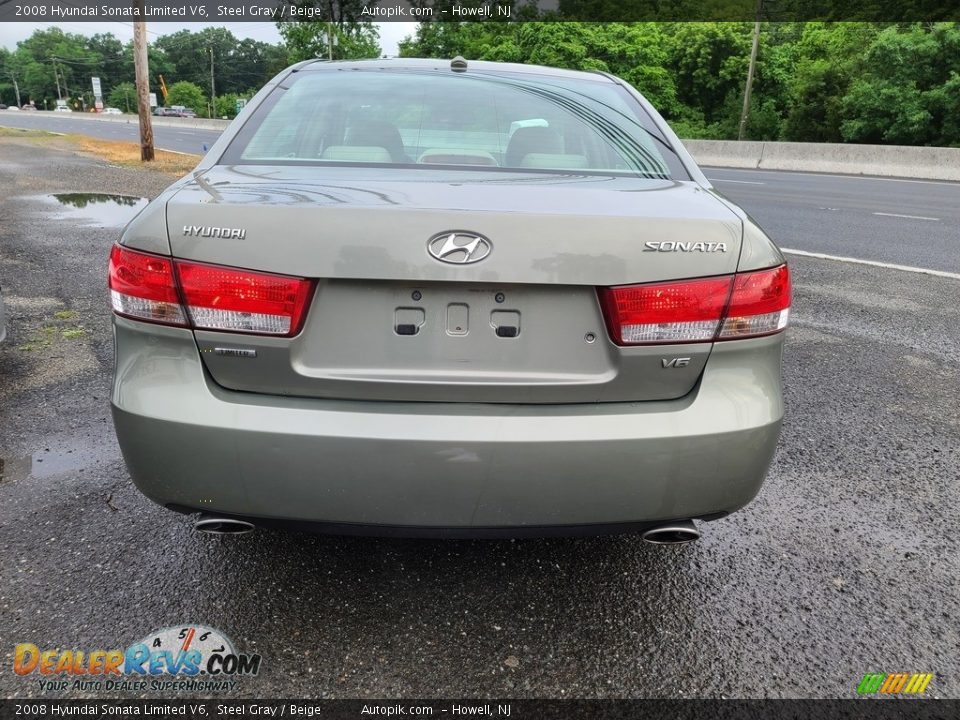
[170,105,197,118]
[0,104,8,110]
[103,107,123,115]
[153,106,197,118]
[54,106,73,113]
[109,58,790,541]
[20,104,36,111]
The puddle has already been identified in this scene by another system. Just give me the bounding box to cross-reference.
[0,444,119,483]
[36,193,148,227]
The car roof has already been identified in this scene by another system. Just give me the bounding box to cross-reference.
[298,58,616,84]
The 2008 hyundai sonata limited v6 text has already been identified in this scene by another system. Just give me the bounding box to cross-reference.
[109,58,790,541]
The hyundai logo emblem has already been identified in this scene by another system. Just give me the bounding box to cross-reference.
[427,231,492,265]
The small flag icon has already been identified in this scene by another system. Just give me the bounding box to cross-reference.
[857,672,932,695]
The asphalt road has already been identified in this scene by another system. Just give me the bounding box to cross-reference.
[0,134,958,700]
[0,110,221,155]
[707,167,960,274]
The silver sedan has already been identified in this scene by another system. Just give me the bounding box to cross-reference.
[109,59,790,541]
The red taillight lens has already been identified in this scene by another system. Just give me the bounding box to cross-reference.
[176,261,314,336]
[599,276,733,344]
[109,245,187,326]
[719,265,791,339]
[108,245,314,337]
[599,264,790,345]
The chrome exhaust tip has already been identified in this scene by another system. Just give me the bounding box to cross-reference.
[194,517,255,535]
[641,520,700,545]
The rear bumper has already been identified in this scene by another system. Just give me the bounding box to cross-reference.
[111,317,784,533]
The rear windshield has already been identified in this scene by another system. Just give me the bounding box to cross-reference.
[221,68,687,180]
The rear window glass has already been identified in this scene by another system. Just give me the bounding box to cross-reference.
[222,68,686,180]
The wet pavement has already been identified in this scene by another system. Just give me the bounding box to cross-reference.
[0,135,958,699]
[36,193,149,227]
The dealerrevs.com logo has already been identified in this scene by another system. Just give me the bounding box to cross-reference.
[14,625,261,693]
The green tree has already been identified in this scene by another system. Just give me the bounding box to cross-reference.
[520,23,680,116]
[279,22,381,62]
[166,81,207,115]
[664,22,753,126]
[400,23,680,116]
[153,27,286,101]
[0,47,16,105]
[839,23,960,146]
[10,28,98,107]
[781,23,881,142]
[214,92,251,119]
[107,81,136,113]
[85,33,125,94]
[927,72,960,147]
[155,28,231,97]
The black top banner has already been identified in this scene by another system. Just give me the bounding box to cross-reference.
[0,0,959,23]
[0,700,956,720]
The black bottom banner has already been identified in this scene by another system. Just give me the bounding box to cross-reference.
[0,700,955,720]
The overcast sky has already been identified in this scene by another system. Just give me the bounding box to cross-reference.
[0,21,418,57]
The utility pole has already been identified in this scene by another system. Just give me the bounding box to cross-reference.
[8,72,21,107]
[133,9,154,161]
[327,22,334,61]
[53,60,62,101]
[738,0,762,141]
[209,46,216,118]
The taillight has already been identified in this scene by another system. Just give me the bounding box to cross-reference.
[599,264,790,345]
[109,245,187,326]
[718,264,791,339]
[176,260,314,336]
[108,245,314,337]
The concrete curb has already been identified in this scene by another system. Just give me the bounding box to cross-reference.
[11,111,232,132]
[683,139,960,182]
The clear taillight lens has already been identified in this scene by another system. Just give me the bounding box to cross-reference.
[599,264,790,345]
[108,245,314,337]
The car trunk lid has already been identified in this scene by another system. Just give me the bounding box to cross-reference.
[166,166,742,403]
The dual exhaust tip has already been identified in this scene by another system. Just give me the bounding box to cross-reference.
[193,516,700,543]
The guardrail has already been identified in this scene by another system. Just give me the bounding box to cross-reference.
[683,139,960,182]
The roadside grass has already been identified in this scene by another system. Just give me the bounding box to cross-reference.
[0,127,58,138]
[0,127,200,175]
[69,135,200,175]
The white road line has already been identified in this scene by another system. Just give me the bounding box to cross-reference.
[709,178,765,185]
[156,147,202,157]
[872,211,940,221]
[782,248,960,280]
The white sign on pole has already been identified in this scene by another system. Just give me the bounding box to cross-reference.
[149,93,158,108]
[91,77,102,98]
